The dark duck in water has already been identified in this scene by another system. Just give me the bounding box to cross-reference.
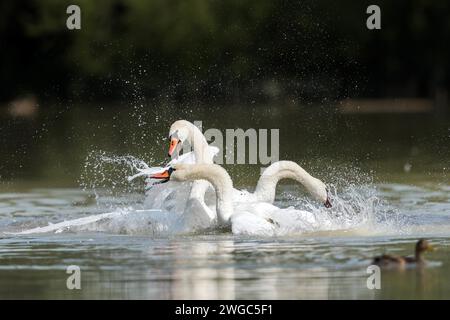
[372,239,434,269]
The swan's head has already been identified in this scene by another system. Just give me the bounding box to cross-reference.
[168,120,192,157]
[149,164,231,190]
[310,178,332,208]
[148,164,194,183]
[148,167,176,184]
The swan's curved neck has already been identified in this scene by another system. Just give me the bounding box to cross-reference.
[177,164,234,224]
[254,161,320,203]
[182,122,214,205]
[185,123,212,164]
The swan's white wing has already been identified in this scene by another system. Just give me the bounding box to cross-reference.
[144,181,191,213]
[168,145,219,165]
[6,209,163,235]
[230,201,327,236]
[168,151,196,165]
[6,211,127,235]
[139,153,196,189]
[128,151,197,183]
[180,198,215,231]
[6,209,194,236]
[230,202,275,236]
[128,166,166,182]
[231,211,276,236]
[130,144,218,183]
[266,207,319,234]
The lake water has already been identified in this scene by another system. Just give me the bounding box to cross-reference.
[0,104,449,299]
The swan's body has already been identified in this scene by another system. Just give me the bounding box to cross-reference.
[127,145,219,182]
[139,120,218,228]
[153,163,329,235]
[140,120,330,233]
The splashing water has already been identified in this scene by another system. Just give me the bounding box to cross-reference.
[279,179,410,237]
[4,148,412,237]
[79,150,158,209]
[75,152,411,237]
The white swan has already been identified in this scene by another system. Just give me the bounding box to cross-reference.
[144,120,330,232]
[165,120,331,207]
[130,120,217,184]
[150,164,332,236]
[127,145,218,182]
[140,120,219,229]
[167,120,216,200]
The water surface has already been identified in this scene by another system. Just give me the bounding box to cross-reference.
[0,182,449,299]
[1,105,449,299]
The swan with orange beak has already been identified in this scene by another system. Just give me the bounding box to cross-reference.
[165,120,332,208]
[150,163,332,235]
[151,161,332,209]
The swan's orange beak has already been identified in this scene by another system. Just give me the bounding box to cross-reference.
[149,169,172,184]
[150,170,170,180]
[168,138,179,157]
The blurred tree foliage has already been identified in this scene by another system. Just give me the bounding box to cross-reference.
[0,0,449,105]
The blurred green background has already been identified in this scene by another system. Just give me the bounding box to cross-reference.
[2,0,450,102]
[0,0,449,187]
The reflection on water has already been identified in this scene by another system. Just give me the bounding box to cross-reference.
[1,234,449,299]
